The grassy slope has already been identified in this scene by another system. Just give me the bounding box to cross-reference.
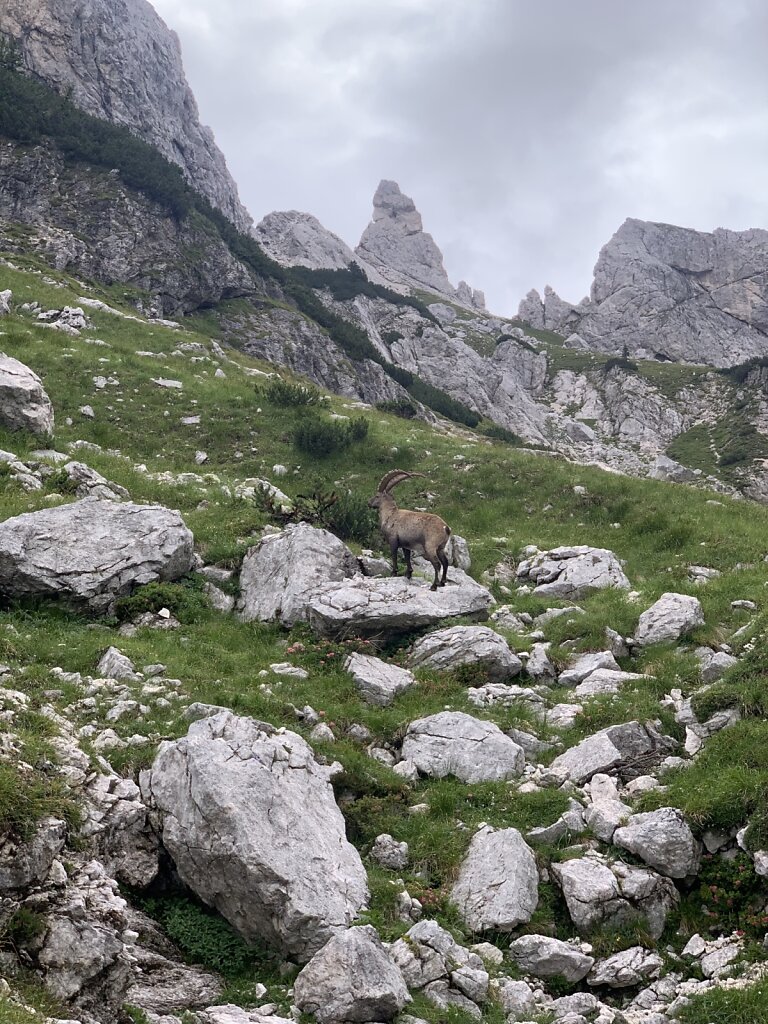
[2,256,768,1015]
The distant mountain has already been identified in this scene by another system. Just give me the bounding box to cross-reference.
[519,218,768,367]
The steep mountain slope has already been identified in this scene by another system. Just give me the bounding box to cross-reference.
[520,218,768,367]
[0,0,252,233]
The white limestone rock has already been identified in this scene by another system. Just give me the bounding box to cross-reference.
[0,497,194,611]
[96,647,140,682]
[634,593,705,646]
[516,546,630,599]
[559,651,621,686]
[549,721,662,785]
[293,925,409,1024]
[613,807,701,878]
[507,934,595,983]
[406,625,521,683]
[0,353,55,435]
[141,712,368,962]
[450,826,538,931]
[344,652,416,706]
[587,946,663,988]
[584,774,632,843]
[370,834,409,871]
[355,180,465,301]
[402,711,524,783]
[238,524,492,636]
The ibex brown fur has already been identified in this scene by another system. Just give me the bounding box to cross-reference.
[368,470,451,591]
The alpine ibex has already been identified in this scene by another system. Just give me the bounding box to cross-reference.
[368,470,451,591]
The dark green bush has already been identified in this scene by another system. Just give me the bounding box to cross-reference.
[113,579,208,624]
[323,490,378,545]
[138,895,270,977]
[480,422,522,444]
[376,399,419,419]
[293,415,369,458]
[258,378,327,407]
[382,330,405,346]
[603,355,638,375]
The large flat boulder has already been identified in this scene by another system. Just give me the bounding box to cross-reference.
[238,523,492,636]
[0,498,193,611]
[344,652,415,706]
[141,712,368,962]
[407,625,521,682]
[516,546,630,599]
[307,569,493,637]
[450,826,538,931]
[0,353,54,435]
[402,711,524,783]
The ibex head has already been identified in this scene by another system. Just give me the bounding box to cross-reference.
[367,470,425,508]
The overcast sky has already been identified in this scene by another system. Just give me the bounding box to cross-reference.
[150,0,768,316]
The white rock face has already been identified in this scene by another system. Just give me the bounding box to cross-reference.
[0,353,54,434]
[507,934,594,983]
[450,827,538,931]
[634,592,705,646]
[407,625,521,683]
[141,712,369,962]
[293,925,409,1024]
[549,721,661,784]
[543,218,768,367]
[613,807,701,878]
[255,210,385,282]
[0,0,252,232]
[0,497,194,611]
[344,652,416,706]
[355,180,480,306]
[402,711,525,783]
[584,774,632,842]
[516,546,630,599]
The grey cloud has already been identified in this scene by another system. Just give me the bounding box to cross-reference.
[151,0,768,315]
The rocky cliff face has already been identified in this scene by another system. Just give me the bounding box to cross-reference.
[355,180,485,310]
[521,219,768,367]
[254,210,387,285]
[0,0,253,234]
[0,141,265,315]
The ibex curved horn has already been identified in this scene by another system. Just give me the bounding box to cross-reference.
[376,470,425,494]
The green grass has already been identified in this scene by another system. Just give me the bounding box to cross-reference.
[676,977,768,1023]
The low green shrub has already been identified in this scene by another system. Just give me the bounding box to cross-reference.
[376,398,419,419]
[113,579,208,624]
[258,378,327,407]
[480,422,522,444]
[695,852,768,937]
[676,976,768,1023]
[293,414,369,457]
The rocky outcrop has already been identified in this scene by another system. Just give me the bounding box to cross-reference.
[0,352,54,434]
[526,218,768,367]
[141,712,369,962]
[237,521,492,637]
[0,0,252,233]
[0,141,260,316]
[634,593,705,646]
[517,285,580,333]
[254,210,385,283]
[516,545,630,599]
[0,497,194,611]
[507,935,594,983]
[356,181,482,307]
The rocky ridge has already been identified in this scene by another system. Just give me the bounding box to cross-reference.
[0,0,252,233]
[520,218,768,367]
